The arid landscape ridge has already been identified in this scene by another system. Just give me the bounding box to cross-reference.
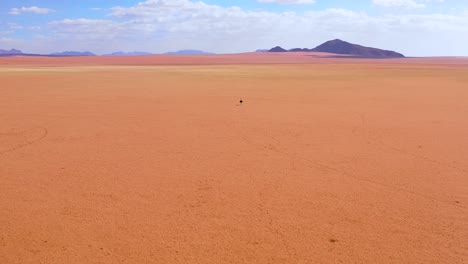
[0,39,404,58]
[267,39,405,58]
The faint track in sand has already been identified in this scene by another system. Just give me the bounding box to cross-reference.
[239,131,467,211]
[0,117,65,156]
[0,126,49,155]
[353,111,468,174]
[375,139,468,174]
[238,135,299,260]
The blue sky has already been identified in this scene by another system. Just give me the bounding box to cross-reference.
[1,0,468,56]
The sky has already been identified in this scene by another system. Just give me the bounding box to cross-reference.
[1,0,468,56]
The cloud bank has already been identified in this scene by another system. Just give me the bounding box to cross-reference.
[258,0,316,4]
[372,0,445,9]
[1,0,467,56]
[9,6,55,15]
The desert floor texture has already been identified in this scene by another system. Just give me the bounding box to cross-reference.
[1,53,468,263]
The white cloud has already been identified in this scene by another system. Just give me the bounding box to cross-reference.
[0,37,15,41]
[372,0,445,9]
[0,37,24,49]
[258,0,316,4]
[9,6,55,15]
[0,31,14,35]
[8,23,23,30]
[373,0,425,9]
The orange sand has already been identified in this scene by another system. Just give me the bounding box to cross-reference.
[1,54,468,263]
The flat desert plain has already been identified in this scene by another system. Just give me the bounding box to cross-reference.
[1,54,468,263]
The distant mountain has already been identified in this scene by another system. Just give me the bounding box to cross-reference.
[266,39,404,58]
[255,49,269,52]
[164,50,214,55]
[0,49,23,55]
[288,48,313,52]
[268,46,287,52]
[50,51,96,56]
[103,51,152,56]
[312,39,404,58]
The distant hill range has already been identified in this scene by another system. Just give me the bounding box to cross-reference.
[50,51,96,56]
[2,42,403,58]
[268,46,288,53]
[0,49,46,57]
[164,50,214,55]
[0,49,216,57]
[103,51,153,56]
[267,39,404,58]
[0,49,23,55]
[1,49,147,57]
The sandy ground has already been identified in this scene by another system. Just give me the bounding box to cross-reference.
[1,54,468,263]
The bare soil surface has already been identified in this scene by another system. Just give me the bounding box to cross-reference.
[1,53,468,263]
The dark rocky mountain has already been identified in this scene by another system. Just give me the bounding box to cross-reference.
[267,39,404,58]
[268,46,287,52]
[0,49,23,55]
[50,51,96,56]
[312,39,404,58]
[164,50,214,55]
[103,51,152,56]
[255,49,269,52]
